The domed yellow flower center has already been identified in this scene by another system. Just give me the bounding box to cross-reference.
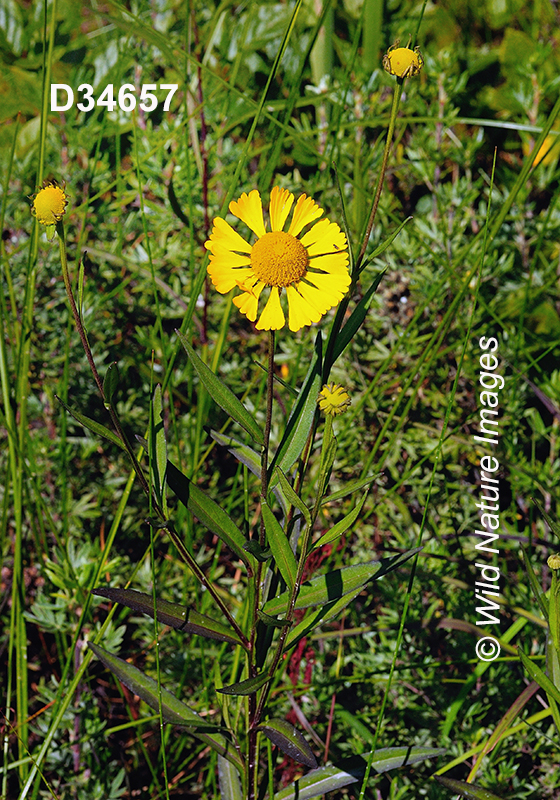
[32,184,68,226]
[250,231,309,287]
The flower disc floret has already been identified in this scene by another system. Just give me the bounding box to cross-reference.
[318,383,351,416]
[31,181,68,226]
[251,231,309,287]
[383,41,423,79]
[205,186,350,332]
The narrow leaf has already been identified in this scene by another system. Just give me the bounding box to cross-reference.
[258,718,317,769]
[218,755,243,800]
[332,271,385,362]
[273,747,445,800]
[435,776,505,800]
[522,548,548,620]
[211,430,289,514]
[243,540,272,561]
[264,548,422,615]
[257,609,292,628]
[274,467,311,528]
[262,503,297,589]
[103,361,120,406]
[176,330,264,445]
[285,587,364,649]
[218,672,270,696]
[91,587,243,646]
[312,491,369,550]
[518,647,560,705]
[321,473,378,504]
[88,642,243,771]
[150,385,167,510]
[55,395,125,449]
[272,332,322,474]
[166,460,252,570]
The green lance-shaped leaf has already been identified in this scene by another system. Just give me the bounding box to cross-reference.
[176,329,264,445]
[271,332,322,475]
[434,776,506,800]
[274,467,311,528]
[55,395,125,450]
[331,270,385,363]
[258,718,317,769]
[150,385,167,512]
[518,646,560,705]
[166,460,253,571]
[273,747,445,800]
[88,642,243,771]
[285,586,365,649]
[218,755,243,800]
[211,430,289,515]
[312,491,369,551]
[262,502,297,589]
[321,473,379,505]
[91,587,243,646]
[264,548,422,616]
[257,609,292,628]
[217,671,270,696]
[103,361,120,407]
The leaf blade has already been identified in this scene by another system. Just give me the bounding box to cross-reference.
[176,330,264,445]
[91,587,243,645]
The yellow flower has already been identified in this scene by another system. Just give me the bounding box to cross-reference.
[383,41,423,79]
[31,180,68,226]
[204,186,350,332]
[318,383,351,416]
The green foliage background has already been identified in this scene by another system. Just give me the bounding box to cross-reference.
[2,0,560,797]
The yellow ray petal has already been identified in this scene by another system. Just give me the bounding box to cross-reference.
[208,266,255,294]
[287,194,323,237]
[233,282,265,322]
[269,186,294,231]
[286,285,322,331]
[256,287,285,330]
[207,217,252,253]
[308,252,350,274]
[296,279,342,315]
[301,219,347,254]
[229,190,266,238]
[304,269,351,299]
[207,250,252,269]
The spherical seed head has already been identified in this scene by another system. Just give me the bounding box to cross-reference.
[31,180,68,226]
[548,554,560,570]
[383,41,423,79]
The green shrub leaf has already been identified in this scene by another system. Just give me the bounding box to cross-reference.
[312,491,369,550]
[176,330,264,445]
[55,395,124,450]
[273,747,445,800]
[258,718,317,769]
[88,642,243,771]
[150,385,167,511]
[435,776,506,800]
[166,460,253,570]
[262,502,297,589]
[91,587,243,645]
[272,332,322,474]
[264,548,422,615]
[217,671,270,696]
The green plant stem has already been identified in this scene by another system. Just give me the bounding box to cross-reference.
[248,329,275,800]
[355,79,403,271]
[56,221,153,501]
[254,414,334,724]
